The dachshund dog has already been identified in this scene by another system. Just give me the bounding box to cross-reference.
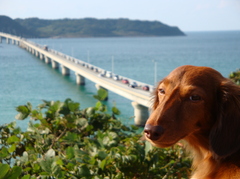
[144,65,240,179]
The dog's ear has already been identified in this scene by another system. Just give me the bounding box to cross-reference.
[210,80,240,159]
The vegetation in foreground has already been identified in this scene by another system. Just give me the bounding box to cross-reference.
[229,69,240,85]
[0,89,191,179]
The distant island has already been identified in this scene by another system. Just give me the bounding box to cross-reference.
[0,15,185,38]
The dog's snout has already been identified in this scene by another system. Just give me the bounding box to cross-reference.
[144,124,164,141]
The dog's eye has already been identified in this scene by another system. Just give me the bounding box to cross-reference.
[159,88,165,95]
[189,95,202,101]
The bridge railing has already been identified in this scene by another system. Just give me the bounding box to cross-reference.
[46,48,155,92]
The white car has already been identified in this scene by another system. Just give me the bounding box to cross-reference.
[113,75,119,80]
[106,71,112,78]
[100,70,106,76]
[129,82,138,88]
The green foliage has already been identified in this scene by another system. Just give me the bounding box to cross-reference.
[14,17,185,38]
[229,69,240,85]
[93,88,108,101]
[0,15,37,38]
[0,90,191,178]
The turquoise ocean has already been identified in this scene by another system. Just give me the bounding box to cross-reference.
[1,31,240,129]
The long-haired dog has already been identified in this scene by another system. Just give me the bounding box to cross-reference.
[144,65,240,179]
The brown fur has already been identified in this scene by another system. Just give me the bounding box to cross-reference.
[144,65,240,179]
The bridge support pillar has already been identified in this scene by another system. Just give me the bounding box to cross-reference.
[39,53,44,60]
[31,49,35,54]
[18,41,22,48]
[75,73,85,85]
[45,56,51,64]
[95,84,108,101]
[35,51,39,57]
[12,39,15,45]
[0,36,2,43]
[131,102,149,126]
[52,60,59,69]
[6,38,9,44]
[62,65,70,76]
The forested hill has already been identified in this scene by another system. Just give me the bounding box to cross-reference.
[1,15,185,38]
[0,16,37,37]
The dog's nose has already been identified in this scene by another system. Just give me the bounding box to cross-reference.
[144,124,164,141]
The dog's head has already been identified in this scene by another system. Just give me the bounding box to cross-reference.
[144,65,240,158]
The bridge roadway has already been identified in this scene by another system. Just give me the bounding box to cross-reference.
[0,32,153,126]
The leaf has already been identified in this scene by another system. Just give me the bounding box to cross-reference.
[52,164,64,179]
[102,136,110,146]
[39,128,50,134]
[0,147,9,159]
[21,174,30,179]
[8,144,16,153]
[68,101,80,112]
[75,118,88,129]
[32,163,41,173]
[63,132,78,141]
[48,101,63,115]
[13,127,21,135]
[99,159,107,170]
[60,99,80,115]
[66,146,74,159]
[39,158,54,174]
[7,135,20,144]
[95,101,102,110]
[112,106,121,115]
[94,88,108,101]
[109,132,118,140]
[6,166,22,179]
[45,149,55,159]
[95,101,107,112]
[15,104,31,120]
[20,152,29,163]
[56,158,64,166]
[31,109,43,120]
[66,162,75,170]
[86,107,95,115]
[79,165,91,177]
[98,151,108,160]
[0,163,10,178]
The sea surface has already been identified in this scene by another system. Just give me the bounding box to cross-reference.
[1,31,240,130]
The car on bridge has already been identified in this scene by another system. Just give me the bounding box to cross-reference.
[106,71,112,78]
[93,68,99,72]
[113,75,119,81]
[43,45,48,51]
[142,85,150,91]
[129,82,138,88]
[121,79,129,84]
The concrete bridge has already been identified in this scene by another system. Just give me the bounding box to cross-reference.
[0,32,154,126]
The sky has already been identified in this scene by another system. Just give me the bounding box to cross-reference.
[1,0,240,32]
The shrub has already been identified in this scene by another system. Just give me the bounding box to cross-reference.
[0,90,191,179]
[229,69,240,85]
